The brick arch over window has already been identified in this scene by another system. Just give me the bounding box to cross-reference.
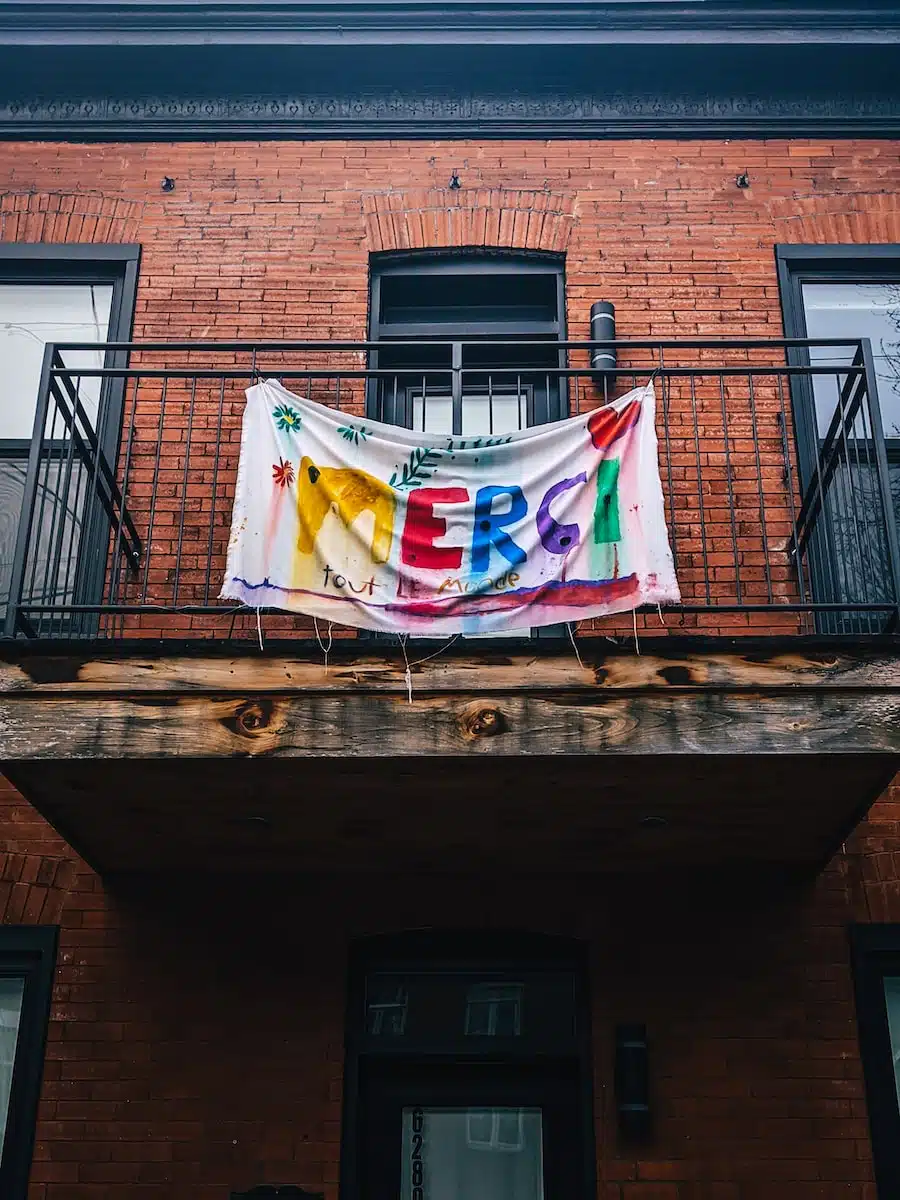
[362,189,577,254]
[0,193,144,244]
[0,853,76,924]
[767,194,900,244]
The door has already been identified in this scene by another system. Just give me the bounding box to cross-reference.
[776,246,900,631]
[360,1062,583,1200]
[0,246,139,636]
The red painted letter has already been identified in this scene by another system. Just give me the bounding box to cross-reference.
[401,487,469,569]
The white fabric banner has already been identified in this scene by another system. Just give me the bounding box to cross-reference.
[222,380,680,633]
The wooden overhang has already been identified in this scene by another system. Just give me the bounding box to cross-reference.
[0,640,897,875]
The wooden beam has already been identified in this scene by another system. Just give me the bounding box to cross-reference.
[0,644,897,696]
[1,688,898,761]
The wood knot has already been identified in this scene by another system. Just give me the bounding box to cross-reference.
[460,703,508,740]
[224,698,275,738]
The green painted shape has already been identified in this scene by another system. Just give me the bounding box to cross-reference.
[594,458,621,544]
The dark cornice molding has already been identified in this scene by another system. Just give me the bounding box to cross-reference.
[1,1,899,47]
[2,90,900,140]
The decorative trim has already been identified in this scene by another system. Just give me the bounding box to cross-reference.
[1,92,900,140]
[363,189,576,253]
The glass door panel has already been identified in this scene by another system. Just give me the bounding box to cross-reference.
[0,282,114,625]
[401,1106,545,1200]
[799,281,900,628]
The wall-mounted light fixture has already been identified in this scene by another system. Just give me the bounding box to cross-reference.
[614,1022,651,1140]
[161,176,176,193]
[590,301,616,375]
[448,170,462,190]
[735,170,751,189]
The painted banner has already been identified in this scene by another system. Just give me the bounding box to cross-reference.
[221,379,680,633]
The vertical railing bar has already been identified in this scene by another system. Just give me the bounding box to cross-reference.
[775,372,807,610]
[718,372,742,606]
[517,374,522,430]
[44,382,81,640]
[855,382,890,632]
[859,337,900,627]
[660,363,678,580]
[204,376,227,605]
[141,375,168,604]
[451,341,463,437]
[173,375,197,607]
[688,369,711,606]
[5,345,57,638]
[109,374,140,611]
[747,373,773,604]
[839,367,876,632]
[808,373,843,627]
[488,373,494,435]
[61,402,91,640]
[24,389,60,640]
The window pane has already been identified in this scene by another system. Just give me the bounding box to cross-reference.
[0,283,113,440]
[365,970,576,1049]
[885,975,900,1114]
[802,282,900,439]
[402,1106,544,1200]
[0,977,25,1153]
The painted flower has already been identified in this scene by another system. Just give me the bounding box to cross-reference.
[273,403,302,434]
[272,458,295,489]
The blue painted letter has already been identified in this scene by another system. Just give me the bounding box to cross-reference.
[472,486,528,573]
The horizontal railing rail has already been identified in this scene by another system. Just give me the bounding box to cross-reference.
[3,337,898,642]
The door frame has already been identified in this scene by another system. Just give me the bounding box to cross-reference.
[0,244,140,636]
[775,244,900,630]
[339,931,596,1200]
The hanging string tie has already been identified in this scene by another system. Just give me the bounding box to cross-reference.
[314,617,333,674]
[399,634,413,704]
[632,607,641,655]
[566,622,586,671]
[256,606,265,652]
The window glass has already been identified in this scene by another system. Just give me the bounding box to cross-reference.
[0,978,25,1154]
[401,1106,544,1200]
[802,281,900,439]
[885,975,900,1113]
[365,969,576,1048]
[0,283,113,439]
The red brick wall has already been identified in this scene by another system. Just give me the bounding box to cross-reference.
[2,139,899,639]
[1,138,899,1197]
[1,764,896,1200]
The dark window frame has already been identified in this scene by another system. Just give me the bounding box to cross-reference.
[775,243,900,482]
[367,249,568,428]
[0,244,141,635]
[850,924,900,1199]
[775,244,900,632]
[0,926,59,1200]
[340,930,596,1200]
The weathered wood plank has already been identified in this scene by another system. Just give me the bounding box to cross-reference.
[0,646,897,695]
[1,689,899,760]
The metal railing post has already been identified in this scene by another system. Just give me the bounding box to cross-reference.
[451,340,463,437]
[3,343,56,638]
[859,337,900,627]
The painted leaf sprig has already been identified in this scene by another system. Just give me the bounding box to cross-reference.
[389,446,445,490]
[337,423,370,445]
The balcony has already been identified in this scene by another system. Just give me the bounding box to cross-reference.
[2,336,899,642]
[0,338,897,876]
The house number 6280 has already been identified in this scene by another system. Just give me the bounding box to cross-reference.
[411,1107,424,1200]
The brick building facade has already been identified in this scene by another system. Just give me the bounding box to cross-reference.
[0,4,899,1200]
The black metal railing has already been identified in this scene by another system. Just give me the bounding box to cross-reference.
[3,338,899,642]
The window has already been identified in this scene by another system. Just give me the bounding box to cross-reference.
[0,246,140,634]
[367,252,567,637]
[776,246,900,631]
[343,933,594,1200]
[851,925,900,1198]
[0,928,58,1200]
